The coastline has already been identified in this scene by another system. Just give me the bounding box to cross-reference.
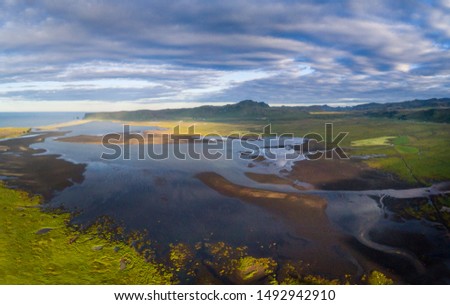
[0,131,86,200]
[35,119,93,131]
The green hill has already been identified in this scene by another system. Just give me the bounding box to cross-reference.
[84,98,450,123]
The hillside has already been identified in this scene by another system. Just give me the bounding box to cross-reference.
[84,98,450,123]
[85,100,310,121]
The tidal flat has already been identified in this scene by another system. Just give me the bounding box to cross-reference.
[0,117,449,284]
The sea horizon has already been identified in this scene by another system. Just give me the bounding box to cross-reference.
[0,112,85,128]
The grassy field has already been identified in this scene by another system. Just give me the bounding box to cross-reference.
[0,183,174,284]
[112,119,262,136]
[0,127,30,139]
[251,116,449,184]
[351,136,396,146]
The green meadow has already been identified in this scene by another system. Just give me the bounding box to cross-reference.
[0,182,175,284]
[134,116,450,184]
[256,116,450,184]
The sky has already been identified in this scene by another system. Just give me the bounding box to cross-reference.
[0,0,449,112]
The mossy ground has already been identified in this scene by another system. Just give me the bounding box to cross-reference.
[351,136,396,146]
[383,194,450,229]
[0,127,31,139]
[366,271,394,285]
[0,183,174,284]
[234,256,277,283]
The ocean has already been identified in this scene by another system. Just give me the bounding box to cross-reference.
[0,112,85,128]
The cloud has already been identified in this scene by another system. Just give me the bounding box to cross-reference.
[0,0,449,111]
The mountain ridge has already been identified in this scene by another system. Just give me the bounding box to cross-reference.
[84,98,450,123]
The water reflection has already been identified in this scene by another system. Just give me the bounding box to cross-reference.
[29,121,449,283]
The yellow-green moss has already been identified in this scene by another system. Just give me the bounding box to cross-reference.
[0,127,31,139]
[352,136,396,147]
[278,262,341,285]
[234,256,277,282]
[169,243,194,272]
[0,183,174,284]
[302,275,340,285]
[367,270,394,285]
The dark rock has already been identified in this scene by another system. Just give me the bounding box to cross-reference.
[120,258,128,270]
[35,228,52,235]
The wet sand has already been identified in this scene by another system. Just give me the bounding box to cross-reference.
[287,157,416,190]
[244,172,312,190]
[55,132,171,145]
[35,119,93,131]
[196,172,376,278]
[245,156,416,191]
[0,132,86,199]
[196,171,450,283]
[54,130,202,145]
[197,172,325,208]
